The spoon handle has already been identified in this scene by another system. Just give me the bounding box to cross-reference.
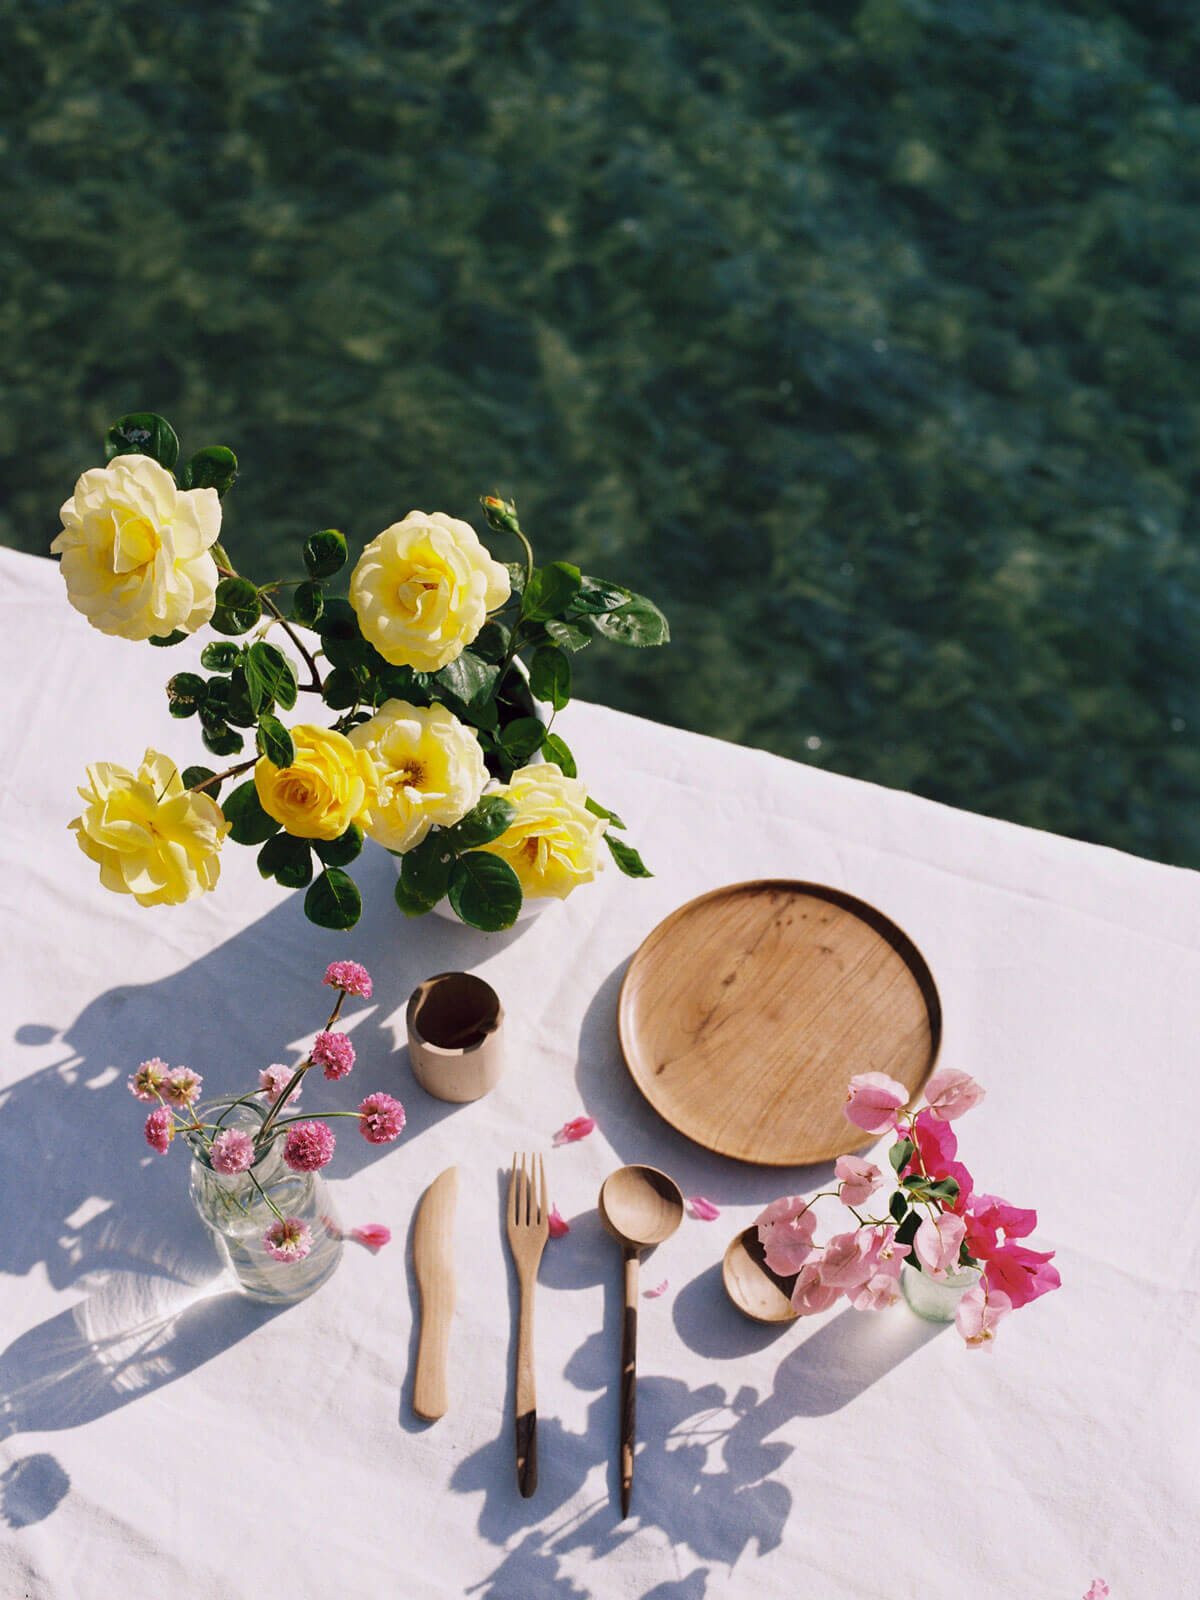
[620,1245,639,1516]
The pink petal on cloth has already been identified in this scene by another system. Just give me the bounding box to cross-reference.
[547,1205,570,1238]
[553,1116,595,1146]
[1083,1584,1110,1600]
[686,1196,721,1221]
[644,1279,669,1298]
[350,1224,392,1252]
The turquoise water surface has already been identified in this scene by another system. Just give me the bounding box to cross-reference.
[3,1,1199,865]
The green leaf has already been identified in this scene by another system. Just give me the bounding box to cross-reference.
[256,714,295,769]
[257,831,314,888]
[521,562,582,623]
[210,577,261,636]
[394,876,438,917]
[225,667,258,727]
[471,621,511,663]
[500,717,546,763]
[889,1190,908,1224]
[304,529,347,580]
[889,1138,915,1174]
[104,412,179,470]
[544,617,593,652]
[200,721,244,758]
[592,593,670,647]
[180,445,238,496]
[181,765,219,798]
[529,644,571,710]
[201,641,241,674]
[902,1175,933,1196]
[313,823,364,867]
[447,852,522,931]
[166,672,206,718]
[222,780,280,845]
[305,867,362,930]
[444,795,517,850]
[245,641,299,713]
[585,795,627,829]
[540,731,577,777]
[927,1177,961,1203]
[322,667,364,711]
[148,629,187,648]
[292,581,324,627]
[503,560,527,596]
[399,833,456,905]
[436,650,499,709]
[568,575,631,616]
[895,1209,922,1261]
[375,664,433,706]
[604,833,653,877]
[315,598,382,672]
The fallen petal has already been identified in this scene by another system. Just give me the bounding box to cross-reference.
[553,1116,596,1146]
[350,1224,392,1252]
[644,1279,669,1298]
[1082,1585,1109,1600]
[547,1204,570,1238]
[687,1196,721,1221]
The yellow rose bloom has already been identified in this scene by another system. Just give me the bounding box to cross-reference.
[348,510,510,672]
[51,454,221,640]
[479,762,606,900]
[69,749,230,907]
[349,699,487,853]
[254,724,376,841]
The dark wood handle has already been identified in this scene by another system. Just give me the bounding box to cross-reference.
[515,1405,538,1498]
[515,1274,538,1497]
[619,1246,639,1517]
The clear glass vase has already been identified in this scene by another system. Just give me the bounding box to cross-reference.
[900,1261,981,1323]
[187,1103,343,1305]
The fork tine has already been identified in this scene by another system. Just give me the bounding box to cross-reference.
[508,1153,519,1226]
[537,1153,547,1225]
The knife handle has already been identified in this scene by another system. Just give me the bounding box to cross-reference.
[413,1288,453,1420]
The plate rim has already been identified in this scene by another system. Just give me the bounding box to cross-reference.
[617,877,943,1167]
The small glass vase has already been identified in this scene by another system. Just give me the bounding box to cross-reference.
[901,1261,981,1323]
[187,1103,343,1305]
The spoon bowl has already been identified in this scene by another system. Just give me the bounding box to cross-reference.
[598,1164,685,1250]
[722,1226,800,1325]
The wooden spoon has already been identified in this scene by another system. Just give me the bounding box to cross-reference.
[722,1225,799,1324]
[598,1165,685,1517]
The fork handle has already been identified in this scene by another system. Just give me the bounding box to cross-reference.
[514,1275,538,1497]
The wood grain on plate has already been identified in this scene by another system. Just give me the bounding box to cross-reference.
[617,880,941,1167]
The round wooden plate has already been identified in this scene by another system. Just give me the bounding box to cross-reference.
[618,880,941,1167]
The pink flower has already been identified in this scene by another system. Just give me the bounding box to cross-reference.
[852,1272,905,1311]
[982,1242,1060,1309]
[914,1212,967,1279]
[323,960,372,999]
[843,1071,908,1133]
[907,1110,973,1207]
[283,1120,336,1172]
[128,1057,169,1102]
[756,1196,819,1275]
[922,1067,986,1122]
[350,1224,391,1252]
[835,1155,884,1207]
[210,1129,256,1174]
[263,1218,313,1263]
[790,1260,842,1316]
[162,1066,203,1108]
[547,1204,570,1238]
[817,1229,876,1290]
[954,1282,1012,1349]
[1083,1583,1110,1600]
[847,1225,910,1309]
[312,1030,355,1080]
[259,1063,296,1101]
[143,1106,174,1154]
[553,1116,595,1146]
[964,1193,1038,1256]
[687,1196,720,1221]
[644,1279,669,1298]
[358,1092,406,1144]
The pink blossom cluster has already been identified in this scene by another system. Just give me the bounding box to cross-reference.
[312,1030,355,1080]
[283,1120,337,1172]
[128,1059,203,1107]
[323,960,373,999]
[757,1067,1059,1347]
[358,1092,405,1145]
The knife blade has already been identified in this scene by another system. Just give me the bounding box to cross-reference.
[412,1165,459,1421]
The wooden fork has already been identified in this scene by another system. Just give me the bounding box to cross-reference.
[506,1152,549,1498]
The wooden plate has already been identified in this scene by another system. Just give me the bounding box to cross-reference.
[618,880,941,1167]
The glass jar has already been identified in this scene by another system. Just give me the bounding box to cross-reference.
[900,1261,981,1323]
[187,1102,343,1304]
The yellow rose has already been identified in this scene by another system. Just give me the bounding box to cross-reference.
[479,763,606,900]
[348,510,510,671]
[349,699,487,853]
[51,454,221,640]
[69,749,230,907]
[254,724,376,841]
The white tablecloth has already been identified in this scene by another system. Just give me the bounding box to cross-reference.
[1,546,1195,1600]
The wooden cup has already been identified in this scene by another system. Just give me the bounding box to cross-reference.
[406,972,505,1103]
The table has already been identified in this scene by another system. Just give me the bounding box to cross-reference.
[1,545,1195,1599]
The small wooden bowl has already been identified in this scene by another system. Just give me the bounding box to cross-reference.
[406,972,504,1103]
[722,1226,799,1324]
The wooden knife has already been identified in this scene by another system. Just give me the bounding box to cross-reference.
[412,1166,459,1421]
